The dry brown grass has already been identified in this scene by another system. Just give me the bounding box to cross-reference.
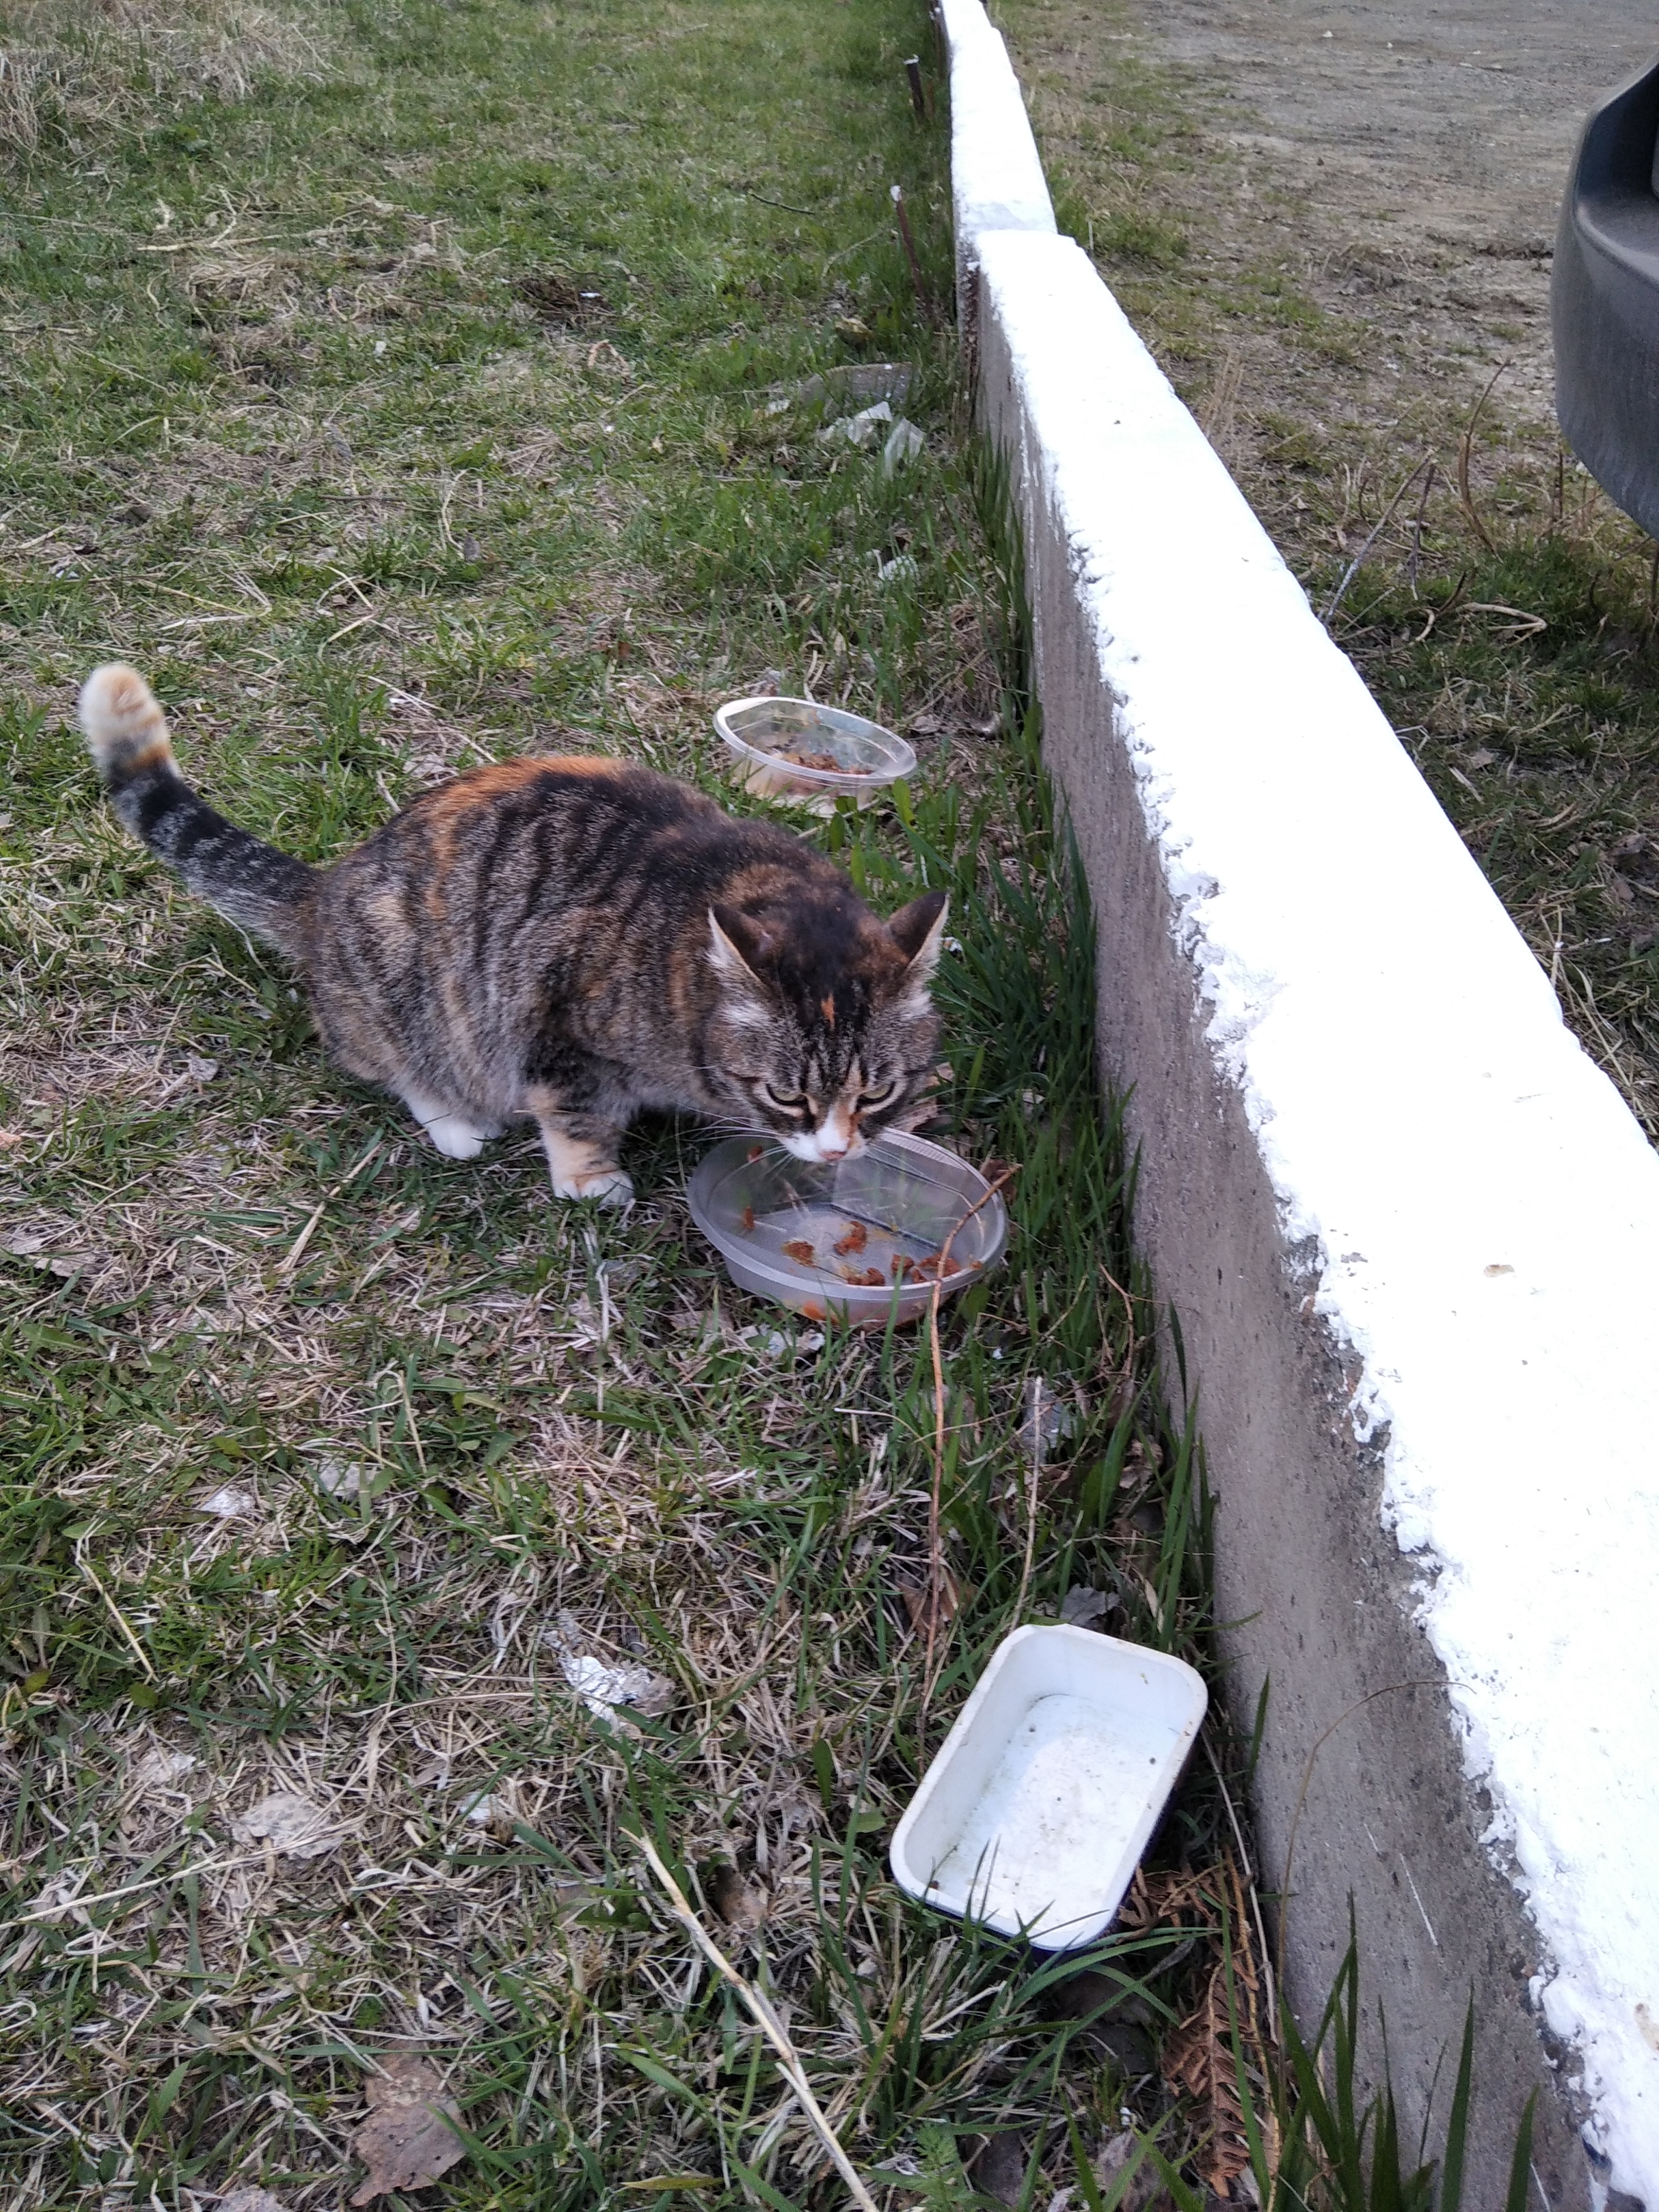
[0,0,325,157]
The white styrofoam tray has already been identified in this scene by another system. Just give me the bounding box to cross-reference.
[889,1623,1208,1950]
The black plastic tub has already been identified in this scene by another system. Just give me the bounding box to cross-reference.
[1554,53,1659,538]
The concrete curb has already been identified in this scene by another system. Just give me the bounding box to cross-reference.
[938,10,1659,2207]
[936,0,1054,302]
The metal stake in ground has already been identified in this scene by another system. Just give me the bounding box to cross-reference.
[889,185,933,319]
[904,55,929,121]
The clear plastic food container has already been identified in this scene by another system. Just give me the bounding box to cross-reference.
[686,1130,1007,1327]
[889,1624,1209,1950]
[714,695,916,815]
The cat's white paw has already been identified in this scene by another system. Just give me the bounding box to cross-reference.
[552,1166,634,1206]
[537,1117,630,1202]
[399,1087,504,1159]
[423,1113,489,1159]
[403,1102,497,1160]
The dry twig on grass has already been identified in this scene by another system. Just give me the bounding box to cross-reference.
[1456,358,1512,554]
[919,1162,1019,1728]
[632,1830,881,2212]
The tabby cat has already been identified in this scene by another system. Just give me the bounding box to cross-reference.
[79,664,948,1203]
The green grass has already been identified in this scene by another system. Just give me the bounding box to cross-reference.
[0,4,1253,2204]
[1052,1929,1540,2212]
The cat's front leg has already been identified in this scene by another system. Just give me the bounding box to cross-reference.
[526,1085,633,1204]
[539,1119,633,1204]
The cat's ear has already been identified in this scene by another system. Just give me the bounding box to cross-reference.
[888,889,949,982]
[708,902,777,988]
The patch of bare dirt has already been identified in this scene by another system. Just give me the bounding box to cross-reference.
[1001,0,1656,438]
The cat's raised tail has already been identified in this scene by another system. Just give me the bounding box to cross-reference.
[79,663,315,957]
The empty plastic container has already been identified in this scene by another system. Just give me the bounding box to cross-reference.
[889,1623,1208,1950]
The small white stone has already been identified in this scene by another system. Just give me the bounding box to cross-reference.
[232,1789,337,1859]
[313,1455,362,1499]
[199,1485,257,1519]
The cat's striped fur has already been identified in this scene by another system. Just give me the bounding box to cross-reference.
[79,664,948,1202]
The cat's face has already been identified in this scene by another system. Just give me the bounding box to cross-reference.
[705,889,948,1163]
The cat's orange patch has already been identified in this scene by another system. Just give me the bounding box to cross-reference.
[420,756,620,825]
[536,753,628,778]
[122,738,173,774]
[820,995,836,1029]
[416,756,625,896]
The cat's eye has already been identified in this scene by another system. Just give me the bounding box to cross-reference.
[759,1081,808,1114]
[859,1079,902,1110]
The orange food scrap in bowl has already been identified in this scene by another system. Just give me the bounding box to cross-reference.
[740,1205,756,1234]
[782,1238,817,1266]
[777,748,847,773]
[833,1219,868,1257]
[841,1265,887,1287]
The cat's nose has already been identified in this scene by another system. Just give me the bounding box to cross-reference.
[816,1105,856,1161]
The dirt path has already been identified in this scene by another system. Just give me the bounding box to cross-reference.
[1134,0,1657,423]
[1145,0,1657,229]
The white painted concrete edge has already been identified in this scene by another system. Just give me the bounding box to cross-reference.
[940,6,1659,2202]
[936,0,1054,293]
